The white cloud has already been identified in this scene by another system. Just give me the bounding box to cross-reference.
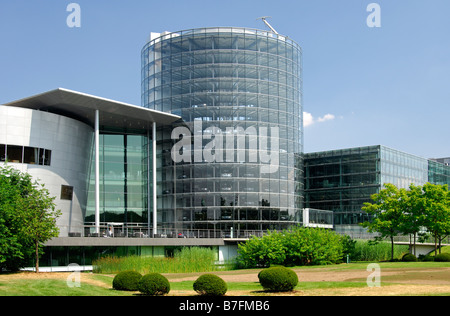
[304,112,336,127]
[303,112,314,127]
[317,113,335,123]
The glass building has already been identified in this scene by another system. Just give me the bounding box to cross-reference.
[304,145,450,236]
[84,131,151,236]
[141,28,304,236]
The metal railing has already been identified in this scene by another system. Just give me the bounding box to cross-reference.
[64,224,265,239]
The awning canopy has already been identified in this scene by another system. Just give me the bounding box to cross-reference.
[4,88,181,130]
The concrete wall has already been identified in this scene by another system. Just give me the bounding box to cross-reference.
[0,106,93,236]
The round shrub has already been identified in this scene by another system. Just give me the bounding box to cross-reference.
[434,253,450,262]
[138,273,170,296]
[258,266,298,292]
[193,274,227,296]
[402,253,417,262]
[112,270,142,291]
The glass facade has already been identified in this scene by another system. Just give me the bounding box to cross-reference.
[304,146,380,225]
[141,28,303,236]
[429,159,450,185]
[85,131,151,236]
[305,145,450,229]
[380,146,429,188]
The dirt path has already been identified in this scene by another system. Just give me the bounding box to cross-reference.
[166,266,450,284]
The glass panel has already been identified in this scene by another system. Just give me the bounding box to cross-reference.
[6,145,23,163]
[0,144,6,162]
[23,147,39,164]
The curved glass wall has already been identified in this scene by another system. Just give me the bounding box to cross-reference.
[141,27,303,236]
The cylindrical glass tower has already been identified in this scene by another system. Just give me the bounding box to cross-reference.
[141,27,303,237]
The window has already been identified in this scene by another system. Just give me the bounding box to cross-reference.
[6,145,23,163]
[40,149,52,166]
[1,144,51,166]
[23,147,39,164]
[0,144,5,162]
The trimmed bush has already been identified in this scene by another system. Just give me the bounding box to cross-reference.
[434,253,450,262]
[418,254,434,262]
[402,253,417,262]
[138,273,170,296]
[193,274,228,296]
[112,270,142,291]
[258,266,298,292]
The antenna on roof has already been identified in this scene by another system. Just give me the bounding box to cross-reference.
[257,16,279,35]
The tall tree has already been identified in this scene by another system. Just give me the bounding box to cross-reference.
[420,183,450,255]
[361,183,404,261]
[0,165,61,272]
[0,166,32,272]
[401,184,427,256]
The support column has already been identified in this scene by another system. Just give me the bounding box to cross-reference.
[95,110,100,234]
[152,122,157,236]
[147,129,151,234]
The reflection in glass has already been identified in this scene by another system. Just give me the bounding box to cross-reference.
[142,27,303,234]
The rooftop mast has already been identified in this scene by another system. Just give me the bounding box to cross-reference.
[257,16,279,35]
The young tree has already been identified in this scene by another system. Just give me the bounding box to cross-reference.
[420,183,450,255]
[0,166,32,272]
[18,182,61,272]
[361,183,404,261]
[0,165,61,272]
[401,184,427,256]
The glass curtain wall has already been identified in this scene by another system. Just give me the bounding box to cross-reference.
[141,28,303,236]
[380,146,429,188]
[85,131,150,236]
[305,145,450,229]
[304,146,381,225]
[428,160,450,185]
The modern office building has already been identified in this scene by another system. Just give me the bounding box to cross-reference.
[1,26,306,266]
[304,145,450,236]
[141,28,304,236]
[1,26,449,267]
[1,88,180,238]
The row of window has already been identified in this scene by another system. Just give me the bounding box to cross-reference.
[0,144,51,166]
[143,56,301,79]
[143,31,301,63]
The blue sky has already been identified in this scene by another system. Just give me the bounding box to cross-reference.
[0,0,449,158]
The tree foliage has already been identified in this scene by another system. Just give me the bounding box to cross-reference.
[361,183,404,261]
[236,227,346,268]
[0,165,61,272]
[362,182,450,258]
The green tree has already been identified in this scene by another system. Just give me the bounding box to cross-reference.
[0,166,30,272]
[400,184,428,256]
[361,183,404,261]
[0,165,61,272]
[420,183,450,255]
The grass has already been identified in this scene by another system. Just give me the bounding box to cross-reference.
[93,247,229,274]
[0,277,125,296]
[352,240,409,261]
[1,261,449,296]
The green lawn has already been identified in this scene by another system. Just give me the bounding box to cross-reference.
[0,261,449,296]
[0,278,126,296]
